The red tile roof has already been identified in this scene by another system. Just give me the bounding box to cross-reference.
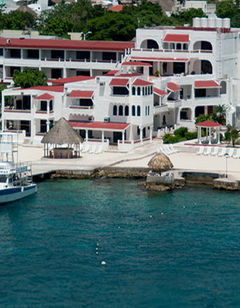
[105,70,119,76]
[196,120,222,127]
[122,61,152,67]
[109,78,129,86]
[154,87,168,96]
[35,93,54,100]
[107,4,124,11]
[133,79,152,86]
[194,80,221,88]
[69,121,130,131]
[0,37,134,51]
[163,34,189,43]
[69,90,94,98]
[131,56,189,62]
[48,76,94,85]
[167,82,181,92]
[26,85,64,92]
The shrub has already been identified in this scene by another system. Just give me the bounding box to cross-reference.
[174,127,188,137]
[163,134,186,144]
[185,131,197,140]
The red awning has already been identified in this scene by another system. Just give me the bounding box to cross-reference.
[69,90,94,98]
[109,78,129,86]
[122,61,152,67]
[133,79,152,86]
[69,121,130,131]
[194,80,221,89]
[163,34,189,43]
[131,56,189,62]
[105,70,119,76]
[167,82,181,92]
[154,87,168,96]
[196,120,222,128]
[35,93,54,100]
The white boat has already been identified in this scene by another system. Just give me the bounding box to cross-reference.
[0,133,37,204]
[0,162,37,204]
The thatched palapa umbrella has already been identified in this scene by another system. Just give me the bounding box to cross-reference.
[148,153,173,173]
[41,117,83,158]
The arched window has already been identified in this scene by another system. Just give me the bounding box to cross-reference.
[119,105,123,116]
[145,87,147,95]
[132,105,135,116]
[148,106,150,115]
[151,86,153,94]
[132,87,136,95]
[142,87,145,96]
[113,105,117,116]
[125,105,129,116]
[177,43,181,50]
[137,105,141,116]
[137,87,141,96]
[145,106,147,116]
[220,81,227,94]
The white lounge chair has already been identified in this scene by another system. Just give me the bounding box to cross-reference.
[160,146,169,156]
[163,145,171,155]
[218,148,226,157]
[203,146,211,155]
[197,147,204,155]
[211,147,218,156]
[169,144,178,153]
[82,143,89,153]
[233,149,240,159]
[228,148,234,158]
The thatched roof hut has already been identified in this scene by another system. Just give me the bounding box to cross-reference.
[148,153,173,173]
[41,118,82,158]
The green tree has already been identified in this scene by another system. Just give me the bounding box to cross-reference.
[195,114,211,124]
[1,10,35,30]
[172,8,206,25]
[212,105,226,125]
[13,68,47,88]
[225,125,239,146]
[216,1,237,19]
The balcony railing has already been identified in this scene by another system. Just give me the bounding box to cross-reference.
[132,48,213,54]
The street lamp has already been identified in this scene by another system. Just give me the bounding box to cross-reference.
[80,31,92,40]
[224,152,229,178]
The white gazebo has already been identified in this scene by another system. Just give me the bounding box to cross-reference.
[196,120,222,144]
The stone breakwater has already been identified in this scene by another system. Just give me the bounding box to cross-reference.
[33,168,240,191]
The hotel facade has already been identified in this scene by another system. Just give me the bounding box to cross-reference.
[2,16,240,149]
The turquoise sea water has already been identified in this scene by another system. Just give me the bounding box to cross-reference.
[0,179,240,307]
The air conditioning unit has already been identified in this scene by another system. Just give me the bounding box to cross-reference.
[104,117,110,123]
[100,81,105,86]
[96,77,100,83]
[6,39,11,44]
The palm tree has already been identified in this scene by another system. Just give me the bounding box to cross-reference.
[212,105,226,125]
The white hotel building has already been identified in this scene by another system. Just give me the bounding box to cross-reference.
[2,16,240,149]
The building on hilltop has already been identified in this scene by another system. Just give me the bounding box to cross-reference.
[2,16,240,151]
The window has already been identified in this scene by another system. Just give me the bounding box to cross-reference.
[132,105,135,116]
[145,106,147,116]
[125,106,129,116]
[142,87,145,96]
[40,101,47,111]
[132,87,136,95]
[27,49,39,59]
[76,51,90,60]
[145,87,147,95]
[137,87,141,96]
[119,105,123,116]
[51,50,64,60]
[10,49,21,58]
[50,100,53,111]
[102,52,116,61]
[148,106,150,115]
[40,120,47,133]
[113,87,129,96]
[0,49,3,56]
[113,105,117,116]
[177,43,181,50]
[137,105,141,116]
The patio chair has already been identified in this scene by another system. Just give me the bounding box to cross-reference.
[163,145,171,155]
[160,146,169,156]
[211,147,218,156]
[197,147,204,155]
[169,144,178,153]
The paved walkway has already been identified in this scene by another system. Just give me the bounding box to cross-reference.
[16,141,240,180]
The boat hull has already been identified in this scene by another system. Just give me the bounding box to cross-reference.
[0,184,37,204]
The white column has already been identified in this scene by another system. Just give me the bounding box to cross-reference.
[209,127,211,144]
[101,130,104,143]
[130,125,133,144]
[140,128,143,144]
[197,126,201,144]
[122,130,125,144]
[150,126,153,142]
[86,130,88,142]
[46,120,50,132]
[217,127,220,144]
